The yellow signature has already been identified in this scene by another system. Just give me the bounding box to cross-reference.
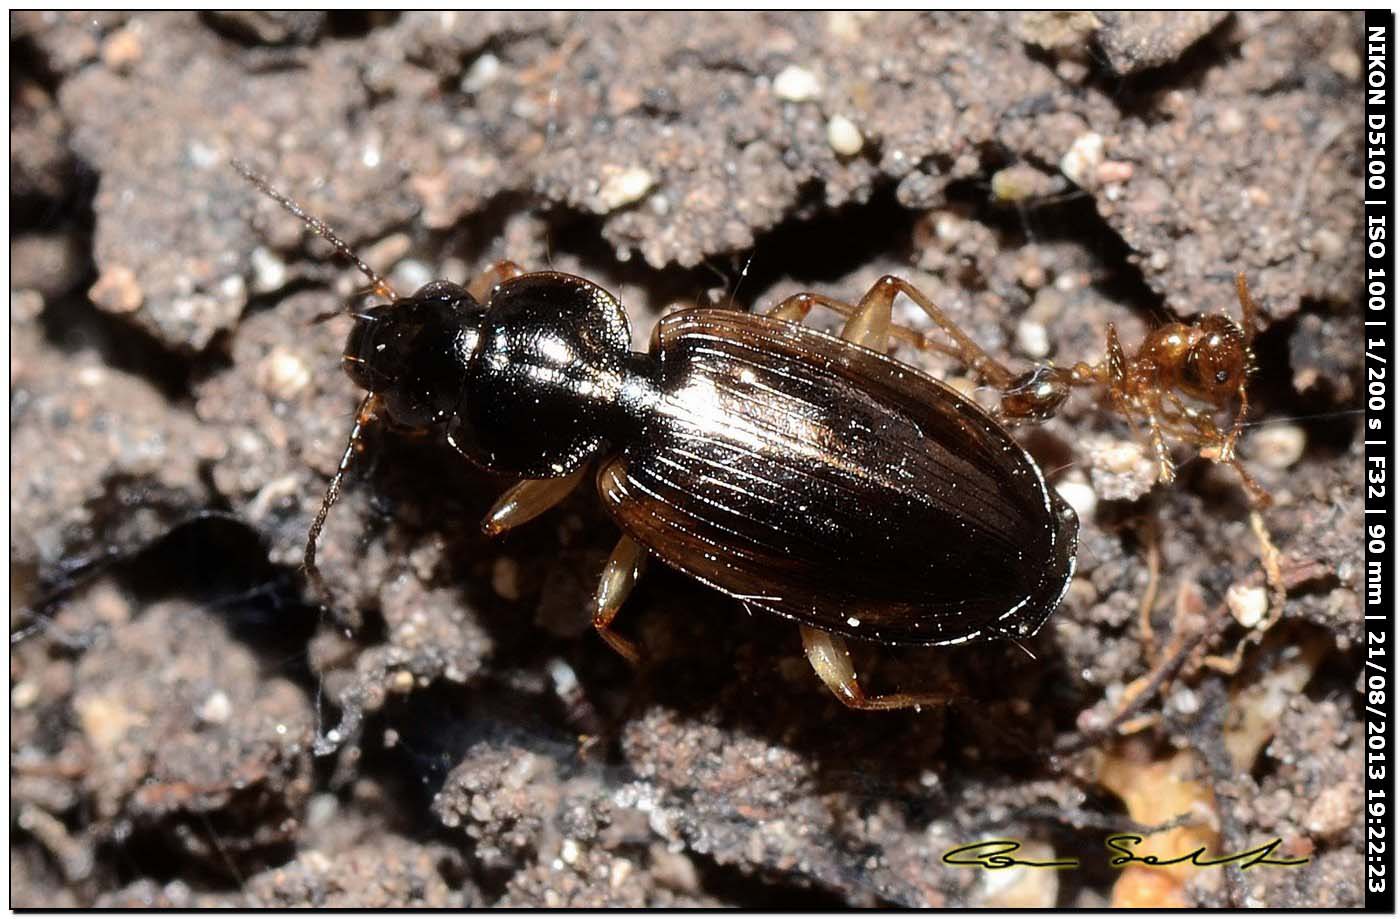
[942,836,1310,871]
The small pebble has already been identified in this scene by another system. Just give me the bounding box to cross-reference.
[973,839,1060,907]
[388,670,415,694]
[89,265,143,314]
[462,53,501,93]
[391,258,435,294]
[12,288,44,322]
[1055,475,1098,521]
[1017,11,1101,53]
[12,681,40,710]
[100,27,143,71]
[255,347,311,401]
[1247,423,1306,470]
[991,164,1058,203]
[1087,437,1157,502]
[1327,47,1362,82]
[596,166,655,211]
[249,246,288,293]
[772,64,821,102]
[1096,160,1134,185]
[1309,228,1344,261]
[1015,319,1050,359]
[1060,132,1104,188]
[826,114,863,156]
[197,690,232,725]
[1227,583,1269,629]
[609,858,632,889]
[1216,108,1247,136]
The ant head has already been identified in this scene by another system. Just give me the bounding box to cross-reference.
[344,281,485,427]
[1177,313,1250,406]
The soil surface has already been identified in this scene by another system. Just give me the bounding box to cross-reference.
[12,12,1364,907]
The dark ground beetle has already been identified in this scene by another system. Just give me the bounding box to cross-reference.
[235,162,1265,711]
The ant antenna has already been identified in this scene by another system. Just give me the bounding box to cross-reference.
[230,158,400,303]
[1233,272,1259,346]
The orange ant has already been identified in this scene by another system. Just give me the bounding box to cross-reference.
[994,273,1268,506]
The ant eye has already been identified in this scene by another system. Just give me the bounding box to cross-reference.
[1214,369,1229,384]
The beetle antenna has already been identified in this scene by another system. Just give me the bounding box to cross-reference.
[304,393,378,608]
[231,158,400,304]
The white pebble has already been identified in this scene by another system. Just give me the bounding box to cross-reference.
[597,167,655,211]
[1227,583,1269,629]
[1086,436,1158,502]
[197,690,232,724]
[826,114,864,156]
[249,246,288,293]
[772,65,821,102]
[256,347,311,401]
[1015,319,1050,359]
[391,258,436,294]
[1060,132,1104,188]
[462,53,500,93]
[1055,475,1097,521]
[1247,423,1306,470]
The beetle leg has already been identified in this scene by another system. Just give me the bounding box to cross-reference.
[480,468,588,536]
[593,535,647,666]
[766,292,931,352]
[467,259,527,302]
[800,626,954,711]
[840,283,892,350]
[857,276,1017,390]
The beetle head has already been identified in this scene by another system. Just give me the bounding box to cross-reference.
[344,281,485,428]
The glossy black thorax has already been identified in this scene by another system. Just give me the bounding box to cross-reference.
[344,272,652,479]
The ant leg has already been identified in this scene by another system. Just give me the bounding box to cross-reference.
[1221,380,1249,463]
[1227,456,1274,508]
[304,393,380,606]
[467,260,527,302]
[593,534,647,666]
[1157,389,1273,507]
[480,467,587,536]
[1143,406,1177,484]
[800,626,955,711]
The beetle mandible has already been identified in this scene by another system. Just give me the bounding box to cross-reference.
[234,161,1086,710]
